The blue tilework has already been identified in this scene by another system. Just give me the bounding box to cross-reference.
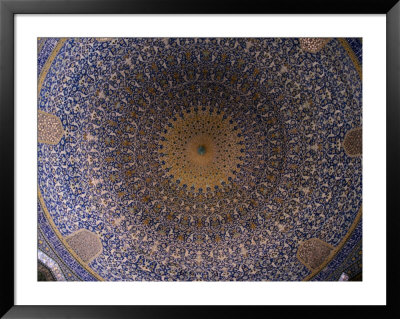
[37,38,362,281]
[37,38,60,77]
[346,38,362,66]
[311,217,362,281]
[38,201,98,281]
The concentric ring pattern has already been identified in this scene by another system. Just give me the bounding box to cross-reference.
[37,38,362,281]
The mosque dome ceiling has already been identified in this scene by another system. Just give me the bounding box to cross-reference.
[37,38,362,281]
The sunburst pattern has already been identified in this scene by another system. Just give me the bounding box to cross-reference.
[37,38,363,281]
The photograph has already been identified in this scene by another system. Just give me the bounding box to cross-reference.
[37,37,362,282]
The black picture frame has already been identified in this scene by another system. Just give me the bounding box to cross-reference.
[1,0,399,318]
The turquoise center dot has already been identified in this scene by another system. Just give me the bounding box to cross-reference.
[197,145,206,155]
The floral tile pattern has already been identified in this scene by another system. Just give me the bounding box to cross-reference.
[37,38,362,281]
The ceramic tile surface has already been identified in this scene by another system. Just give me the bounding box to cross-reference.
[37,38,362,281]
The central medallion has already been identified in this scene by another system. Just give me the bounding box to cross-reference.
[158,106,244,192]
[197,145,206,155]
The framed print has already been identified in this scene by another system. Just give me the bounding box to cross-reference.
[1,0,399,318]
